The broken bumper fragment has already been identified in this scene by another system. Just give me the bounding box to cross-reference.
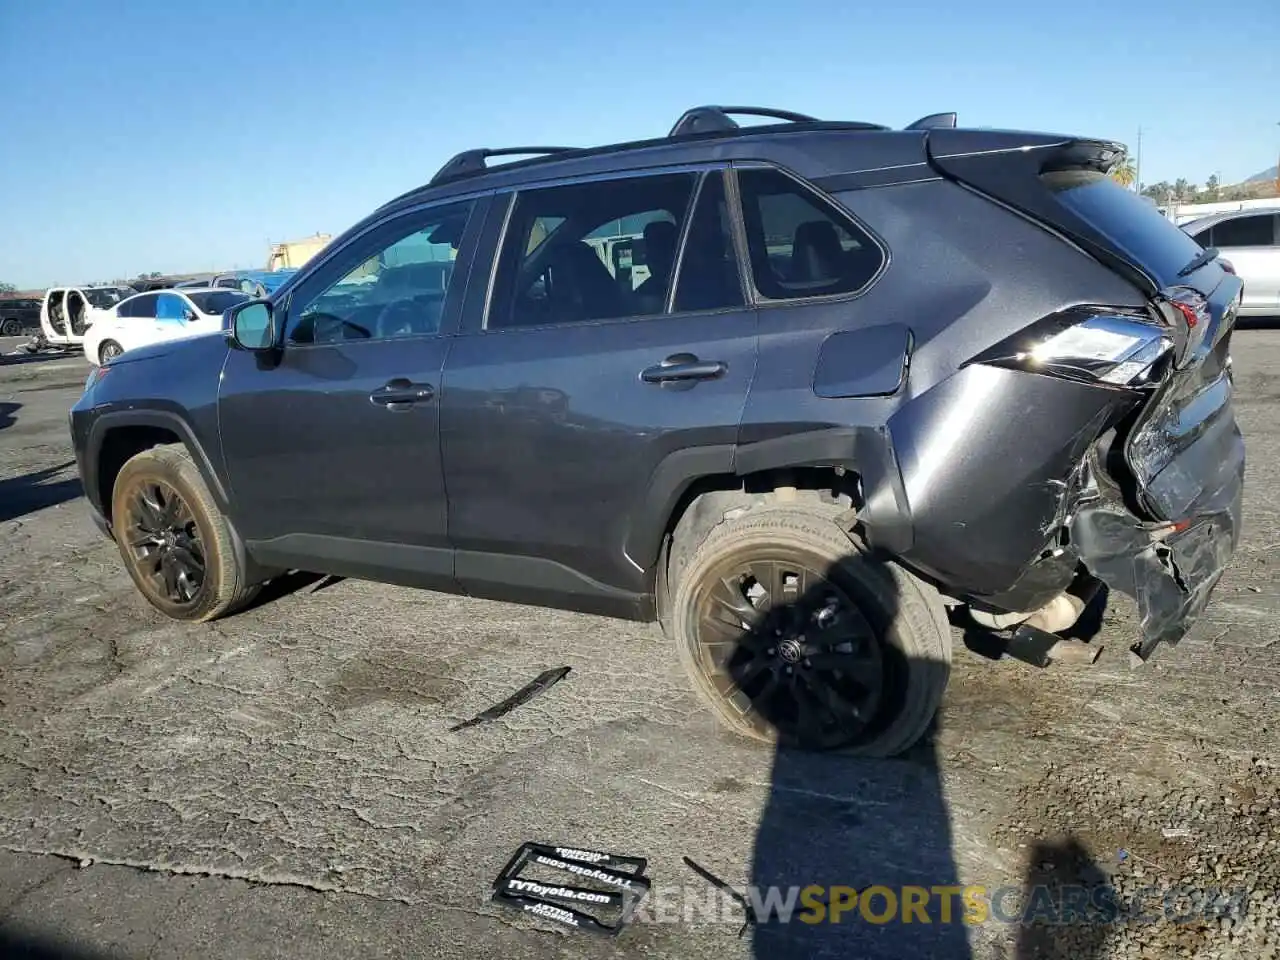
[1072,358,1243,660]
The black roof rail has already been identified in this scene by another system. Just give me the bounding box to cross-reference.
[669,105,821,138]
[904,112,957,131]
[429,146,577,186]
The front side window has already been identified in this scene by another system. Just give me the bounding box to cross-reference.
[1210,214,1276,248]
[287,201,473,345]
[487,173,698,329]
[737,167,883,301]
[155,293,189,322]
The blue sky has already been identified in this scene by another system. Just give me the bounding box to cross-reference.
[1,0,1277,288]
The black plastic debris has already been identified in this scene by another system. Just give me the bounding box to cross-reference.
[683,856,757,938]
[449,666,571,732]
[492,842,651,935]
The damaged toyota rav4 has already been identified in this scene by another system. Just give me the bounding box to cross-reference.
[69,107,1245,758]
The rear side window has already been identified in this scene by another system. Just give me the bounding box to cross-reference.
[673,172,744,313]
[118,294,158,319]
[487,173,698,329]
[1208,214,1276,248]
[1041,170,1207,285]
[737,168,883,301]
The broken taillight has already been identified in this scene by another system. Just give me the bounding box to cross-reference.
[967,308,1173,389]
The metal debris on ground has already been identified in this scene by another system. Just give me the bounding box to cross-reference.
[491,841,651,935]
[448,666,571,732]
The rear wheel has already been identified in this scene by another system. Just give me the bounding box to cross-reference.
[1,318,22,336]
[111,444,260,621]
[99,340,123,363]
[669,506,951,757]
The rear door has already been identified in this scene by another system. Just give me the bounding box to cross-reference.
[439,168,757,615]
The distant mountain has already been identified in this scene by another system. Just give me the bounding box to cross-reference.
[1247,165,1278,183]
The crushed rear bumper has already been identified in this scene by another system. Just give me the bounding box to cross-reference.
[1070,348,1243,660]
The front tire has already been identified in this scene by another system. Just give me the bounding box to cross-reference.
[111,444,260,621]
[1,318,22,336]
[99,340,123,363]
[669,506,951,757]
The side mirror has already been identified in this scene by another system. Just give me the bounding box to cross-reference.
[184,308,198,322]
[226,300,276,351]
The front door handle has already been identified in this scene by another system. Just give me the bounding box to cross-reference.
[370,378,435,409]
[641,353,728,384]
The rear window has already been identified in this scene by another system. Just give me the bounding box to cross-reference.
[1041,170,1205,285]
[187,291,250,315]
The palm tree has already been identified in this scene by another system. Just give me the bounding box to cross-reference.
[1109,156,1137,189]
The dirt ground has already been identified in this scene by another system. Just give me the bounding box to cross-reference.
[0,333,1277,960]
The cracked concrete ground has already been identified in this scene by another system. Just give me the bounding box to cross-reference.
[1,331,1278,959]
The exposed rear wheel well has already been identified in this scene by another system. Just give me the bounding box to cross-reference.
[655,466,863,627]
[96,427,183,523]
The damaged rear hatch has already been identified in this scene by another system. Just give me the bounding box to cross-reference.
[931,132,1245,659]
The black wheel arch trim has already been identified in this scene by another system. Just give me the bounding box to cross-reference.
[86,409,232,513]
[625,427,915,578]
[86,410,284,587]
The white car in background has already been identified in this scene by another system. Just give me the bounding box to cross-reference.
[83,288,251,365]
[1181,207,1280,318]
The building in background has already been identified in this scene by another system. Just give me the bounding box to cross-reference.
[266,233,332,271]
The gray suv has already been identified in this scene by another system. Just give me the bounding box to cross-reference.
[70,106,1245,757]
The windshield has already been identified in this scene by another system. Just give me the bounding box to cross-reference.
[186,291,251,315]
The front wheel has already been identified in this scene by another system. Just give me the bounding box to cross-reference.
[99,340,123,363]
[669,506,952,757]
[111,444,260,621]
[1,318,22,336]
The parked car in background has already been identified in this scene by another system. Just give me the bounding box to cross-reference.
[1182,208,1280,317]
[0,297,43,336]
[82,287,251,364]
[40,285,134,347]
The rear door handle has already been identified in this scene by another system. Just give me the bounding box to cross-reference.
[370,378,435,409]
[641,353,727,384]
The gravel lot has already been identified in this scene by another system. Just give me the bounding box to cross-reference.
[1,331,1277,959]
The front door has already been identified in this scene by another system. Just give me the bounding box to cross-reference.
[217,197,485,587]
[440,169,757,615]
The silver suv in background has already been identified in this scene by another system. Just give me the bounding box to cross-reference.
[1182,208,1280,318]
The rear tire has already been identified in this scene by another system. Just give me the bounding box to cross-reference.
[1,318,21,336]
[99,340,123,363]
[111,443,260,622]
[669,505,951,757]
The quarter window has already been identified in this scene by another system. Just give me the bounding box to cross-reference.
[487,173,698,329]
[286,201,473,345]
[737,168,883,300]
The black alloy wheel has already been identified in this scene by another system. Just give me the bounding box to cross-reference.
[120,479,207,609]
[692,553,886,751]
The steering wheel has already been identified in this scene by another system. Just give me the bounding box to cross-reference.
[372,300,420,339]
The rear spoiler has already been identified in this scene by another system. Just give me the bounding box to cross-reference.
[924,130,1158,297]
